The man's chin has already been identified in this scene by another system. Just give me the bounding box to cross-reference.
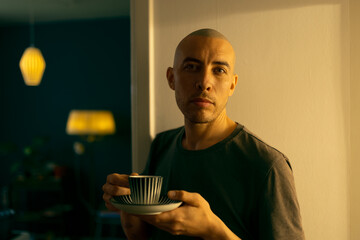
[187,116,213,124]
[182,109,217,124]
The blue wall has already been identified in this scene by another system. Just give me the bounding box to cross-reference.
[0,18,132,208]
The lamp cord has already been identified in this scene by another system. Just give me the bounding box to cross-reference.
[28,0,35,47]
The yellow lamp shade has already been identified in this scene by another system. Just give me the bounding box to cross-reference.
[66,110,116,136]
[19,47,46,86]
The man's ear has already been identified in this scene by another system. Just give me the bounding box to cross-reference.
[167,67,175,90]
[229,74,238,96]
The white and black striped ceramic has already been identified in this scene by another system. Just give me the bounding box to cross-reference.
[128,175,163,204]
[113,195,180,205]
[110,195,182,215]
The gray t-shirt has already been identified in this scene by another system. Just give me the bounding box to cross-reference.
[143,124,305,240]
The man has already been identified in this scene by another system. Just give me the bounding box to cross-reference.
[103,28,305,240]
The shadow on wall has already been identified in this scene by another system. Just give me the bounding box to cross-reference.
[155,0,342,26]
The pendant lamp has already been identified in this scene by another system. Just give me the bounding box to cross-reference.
[19,11,46,86]
[19,46,46,86]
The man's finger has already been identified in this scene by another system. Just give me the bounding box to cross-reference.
[105,201,120,212]
[102,183,130,196]
[106,173,130,187]
[106,172,140,186]
[167,190,203,207]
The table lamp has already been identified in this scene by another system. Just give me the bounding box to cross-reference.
[66,110,116,210]
[66,110,116,142]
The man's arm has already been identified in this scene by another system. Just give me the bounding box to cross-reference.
[138,190,242,240]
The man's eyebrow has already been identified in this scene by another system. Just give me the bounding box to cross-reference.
[182,57,202,64]
[182,57,230,69]
[213,61,230,69]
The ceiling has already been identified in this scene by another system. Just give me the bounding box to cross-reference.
[0,0,130,25]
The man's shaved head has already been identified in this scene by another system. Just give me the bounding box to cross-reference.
[187,28,228,40]
[173,28,235,69]
[175,29,231,56]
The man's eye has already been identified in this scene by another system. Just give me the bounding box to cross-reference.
[214,67,226,74]
[184,64,199,71]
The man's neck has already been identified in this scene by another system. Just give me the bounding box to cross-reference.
[182,114,237,150]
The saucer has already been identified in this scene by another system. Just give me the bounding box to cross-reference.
[110,195,182,215]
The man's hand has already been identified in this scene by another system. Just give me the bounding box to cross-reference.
[138,190,241,240]
[102,173,151,240]
[102,173,131,211]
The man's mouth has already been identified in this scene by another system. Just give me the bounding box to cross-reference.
[191,97,214,107]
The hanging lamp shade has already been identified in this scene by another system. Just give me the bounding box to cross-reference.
[19,46,46,86]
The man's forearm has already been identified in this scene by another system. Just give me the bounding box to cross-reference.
[203,214,241,240]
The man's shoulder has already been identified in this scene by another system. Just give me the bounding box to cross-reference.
[235,126,292,171]
[241,127,287,156]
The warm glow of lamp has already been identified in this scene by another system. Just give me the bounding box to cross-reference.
[66,110,116,138]
[19,47,46,86]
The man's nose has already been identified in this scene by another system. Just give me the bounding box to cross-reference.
[196,69,212,91]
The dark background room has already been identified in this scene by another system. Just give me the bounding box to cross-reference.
[0,1,131,239]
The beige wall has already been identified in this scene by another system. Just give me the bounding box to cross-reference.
[131,0,358,239]
[350,0,360,239]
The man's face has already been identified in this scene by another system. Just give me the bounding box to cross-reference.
[167,35,238,124]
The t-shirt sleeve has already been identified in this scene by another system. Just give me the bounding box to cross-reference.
[258,158,305,240]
